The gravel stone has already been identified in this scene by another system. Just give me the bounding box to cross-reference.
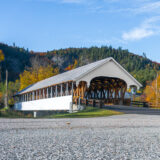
[1,114,160,160]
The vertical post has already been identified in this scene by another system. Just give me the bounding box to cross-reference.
[32,92,35,100]
[66,83,68,96]
[51,86,53,98]
[39,90,41,99]
[26,93,28,101]
[56,85,58,97]
[4,70,8,108]
[43,89,45,99]
[47,88,49,98]
[37,90,39,100]
[70,82,73,113]
[34,91,37,100]
[61,84,63,96]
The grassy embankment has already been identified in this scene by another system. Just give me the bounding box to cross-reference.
[45,107,122,118]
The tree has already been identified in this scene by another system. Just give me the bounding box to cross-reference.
[0,50,5,62]
[19,65,59,90]
[64,59,78,71]
[144,73,160,107]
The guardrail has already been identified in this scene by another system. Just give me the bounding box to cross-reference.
[80,99,104,108]
[131,101,149,108]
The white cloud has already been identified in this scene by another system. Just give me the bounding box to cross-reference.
[122,16,160,41]
[134,1,160,14]
[122,28,154,41]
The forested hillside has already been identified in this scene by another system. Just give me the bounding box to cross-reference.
[0,43,159,86]
[39,46,160,86]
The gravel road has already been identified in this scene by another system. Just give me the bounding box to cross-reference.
[1,114,160,160]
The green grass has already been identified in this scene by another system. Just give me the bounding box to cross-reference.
[0,110,33,118]
[45,107,123,118]
[0,107,122,118]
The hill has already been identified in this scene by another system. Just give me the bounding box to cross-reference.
[0,43,159,87]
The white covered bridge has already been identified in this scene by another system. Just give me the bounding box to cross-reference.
[14,57,142,111]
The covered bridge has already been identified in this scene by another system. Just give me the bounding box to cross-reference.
[14,57,142,111]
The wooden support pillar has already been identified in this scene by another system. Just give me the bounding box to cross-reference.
[47,88,49,98]
[66,83,68,96]
[26,94,28,101]
[55,85,58,97]
[43,89,45,98]
[61,84,63,96]
[32,91,35,100]
[36,91,38,100]
[71,81,74,103]
[39,90,41,99]
[51,86,53,98]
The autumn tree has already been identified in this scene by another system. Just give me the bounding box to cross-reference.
[0,50,4,62]
[0,50,4,81]
[144,73,160,107]
[65,59,78,71]
[19,56,59,90]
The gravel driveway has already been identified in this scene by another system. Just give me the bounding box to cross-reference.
[1,114,160,160]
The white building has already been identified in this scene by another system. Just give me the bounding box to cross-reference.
[14,57,142,111]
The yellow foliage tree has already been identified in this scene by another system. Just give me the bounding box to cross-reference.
[144,73,160,107]
[19,65,59,90]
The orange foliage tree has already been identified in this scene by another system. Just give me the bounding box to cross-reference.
[144,73,160,107]
[19,65,59,90]
[65,60,78,71]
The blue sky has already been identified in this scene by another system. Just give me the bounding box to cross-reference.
[1,0,160,61]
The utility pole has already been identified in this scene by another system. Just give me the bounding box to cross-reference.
[4,70,8,108]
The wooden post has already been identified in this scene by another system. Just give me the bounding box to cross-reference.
[43,89,45,99]
[56,85,58,97]
[71,81,74,112]
[82,82,84,99]
[47,88,49,98]
[61,84,63,96]
[26,93,28,101]
[39,90,41,99]
[32,92,35,100]
[66,83,68,96]
[51,86,53,98]
[4,70,8,108]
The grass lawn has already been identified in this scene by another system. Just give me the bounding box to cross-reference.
[45,107,123,118]
[0,108,33,118]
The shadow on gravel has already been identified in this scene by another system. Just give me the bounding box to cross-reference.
[103,105,160,115]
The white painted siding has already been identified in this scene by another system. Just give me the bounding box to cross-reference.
[14,95,72,111]
[76,60,141,89]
